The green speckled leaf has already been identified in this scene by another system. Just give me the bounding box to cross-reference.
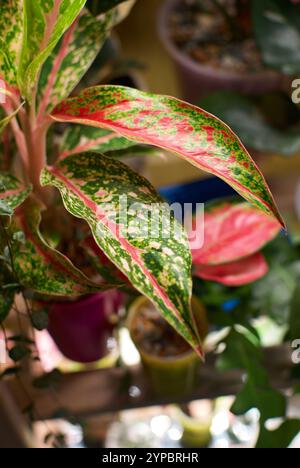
[60,124,139,158]
[81,235,130,287]
[0,0,23,86]
[18,0,86,100]
[41,152,203,356]
[0,172,31,213]
[51,85,284,227]
[37,7,121,116]
[11,197,113,297]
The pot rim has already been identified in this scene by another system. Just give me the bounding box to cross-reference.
[127,296,200,363]
[157,0,283,83]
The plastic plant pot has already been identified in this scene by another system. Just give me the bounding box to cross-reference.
[158,0,290,103]
[127,296,208,399]
[47,291,123,363]
[177,405,212,448]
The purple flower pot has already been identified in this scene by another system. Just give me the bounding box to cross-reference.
[47,291,123,363]
[158,0,291,103]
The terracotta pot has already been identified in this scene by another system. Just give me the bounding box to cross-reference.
[158,0,291,103]
[47,291,123,363]
[128,296,208,398]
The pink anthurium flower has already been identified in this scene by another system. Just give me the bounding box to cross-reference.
[189,202,282,286]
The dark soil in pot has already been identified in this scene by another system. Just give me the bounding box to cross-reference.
[169,0,262,74]
[128,296,208,397]
[159,0,289,102]
[131,300,191,358]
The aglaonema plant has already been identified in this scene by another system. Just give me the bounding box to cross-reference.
[0,0,284,358]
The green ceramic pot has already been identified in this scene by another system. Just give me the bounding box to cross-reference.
[128,296,208,399]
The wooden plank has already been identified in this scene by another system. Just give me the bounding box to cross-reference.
[0,382,35,448]
[8,345,295,421]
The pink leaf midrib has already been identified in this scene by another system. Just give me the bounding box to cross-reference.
[48,165,192,326]
[38,18,78,124]
[51,110,280,224]
[60,132,117,159]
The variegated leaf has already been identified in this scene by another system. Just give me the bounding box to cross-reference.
[41,152,203,357]
[190,202,281,266]
[51,86,284,227]
[194,252,269,287]
[37,7,121,116]
[11,197,113,297]
[0,172,31,214]
[18,0,86,101]
[0,0,23,86]
[60,124,140,158]
[0,104,24,135]
[81,235,130,286]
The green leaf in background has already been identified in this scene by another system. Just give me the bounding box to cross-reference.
[252,260,300,326]
[86,0,128,15]
[41,152,203,356]
[232,382,286,421]
[252,0,300,75]
[51,85,284,227]
[37,6,124,116]
[0,172,31,213]
[256,420,300,449]
[59,124,139,158]
[11,197,112,297]
[0,1,23,86]
[18,0,86,100]
[200,92,300,156]
[217,329,286,423]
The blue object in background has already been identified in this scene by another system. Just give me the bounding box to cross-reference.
[221,298,241,312]
[159,176,236,208]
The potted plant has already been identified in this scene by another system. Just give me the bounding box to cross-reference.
[159,0,300,102]
[190,199,300,448]
[127,295,208,398]
[0,0,284,370]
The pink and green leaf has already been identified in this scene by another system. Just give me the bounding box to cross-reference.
[190,202,281,266]
[51,86,284,227]
[81,235,130,286]
[40,151,203,357]
[18,0,86,100]
[11,197,113,297]
[194,252,268,287]
[0,103,24,135]
[37,7,121,116]
[0,172,31,214]
[59,124,139,158]
[0,1,23,86]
